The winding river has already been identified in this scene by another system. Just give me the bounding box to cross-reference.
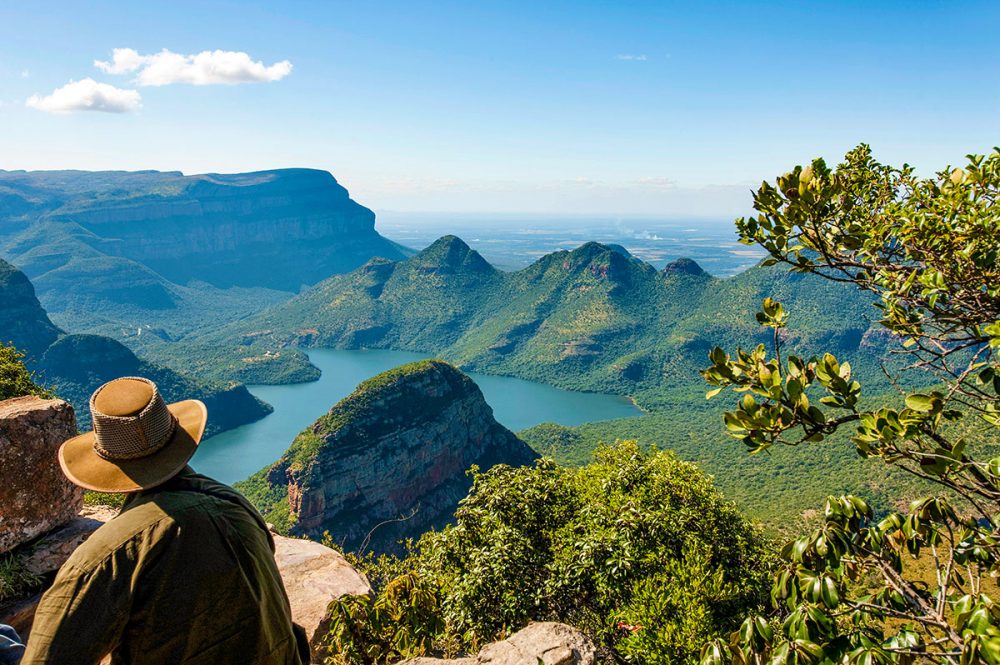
[192,349,640,484]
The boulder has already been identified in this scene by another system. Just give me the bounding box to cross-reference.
[397,622,597,665]
[0,397,79,553]
[272,533,372,658]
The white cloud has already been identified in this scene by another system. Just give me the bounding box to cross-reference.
[616,54,648,61]
[95,48,293,86]
[26,78,141,114]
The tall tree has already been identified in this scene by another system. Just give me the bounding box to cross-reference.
[701,146,1000,664]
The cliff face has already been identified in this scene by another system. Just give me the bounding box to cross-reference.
[59,169,404,291]
[262,360,537,552]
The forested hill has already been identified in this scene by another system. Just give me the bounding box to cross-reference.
[0,257,271,437]
[0,168,410,339]
[203,235,886,410]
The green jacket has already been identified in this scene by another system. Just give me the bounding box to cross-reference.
[22,467,307,665]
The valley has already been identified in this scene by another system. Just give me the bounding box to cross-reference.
[193,348,639,484]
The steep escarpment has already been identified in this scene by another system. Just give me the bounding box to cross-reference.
[55,169,406,290]
[0,168,410,341]
[241,360,537,552]
[0,259,60,360]
[0,258,270,436]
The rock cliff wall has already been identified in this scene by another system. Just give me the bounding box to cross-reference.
[261,360,538,552]
[0,396,80,553]
[1,168,407,293]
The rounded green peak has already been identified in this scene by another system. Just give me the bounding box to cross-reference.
[662,257,707,277]
[413,235,495,273]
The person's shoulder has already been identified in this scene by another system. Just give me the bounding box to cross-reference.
[62,500,184,573]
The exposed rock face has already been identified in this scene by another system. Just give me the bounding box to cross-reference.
[264,360,538,552]
[0,397,80,553]
[273,533,371,658]
[398,622,597,665]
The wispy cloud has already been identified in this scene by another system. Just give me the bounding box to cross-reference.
[615,54,648,61]
[95,48,293,86]
[20,70,29,79]
[635,176,675,190]
[26,78,141,114]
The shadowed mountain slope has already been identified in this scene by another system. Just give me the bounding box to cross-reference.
[0,257,270,437]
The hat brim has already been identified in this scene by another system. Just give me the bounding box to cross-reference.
[59,400,208,493]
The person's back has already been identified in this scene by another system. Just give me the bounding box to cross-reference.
[23,468,305,664]
[16,377,306,665]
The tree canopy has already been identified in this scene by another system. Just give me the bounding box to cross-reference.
[701,146,1000,664]
[0,341,51,402]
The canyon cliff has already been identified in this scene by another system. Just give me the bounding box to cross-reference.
[241,360,537,553]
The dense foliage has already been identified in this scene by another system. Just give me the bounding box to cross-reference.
[519,411,921,538]
[700,146,1000,664]
[322,441,773,664]
[0,342,51,401]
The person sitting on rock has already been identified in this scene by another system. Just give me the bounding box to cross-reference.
[20,377,308,665]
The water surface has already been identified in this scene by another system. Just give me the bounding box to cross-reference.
[193,349,639,483]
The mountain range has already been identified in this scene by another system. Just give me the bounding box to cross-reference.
[200,235,887,410]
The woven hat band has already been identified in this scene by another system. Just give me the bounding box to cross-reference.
[90,378,179,461]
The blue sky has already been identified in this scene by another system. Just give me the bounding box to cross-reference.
[1,1,997,216]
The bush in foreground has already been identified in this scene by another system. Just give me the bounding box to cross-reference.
[323,441,773,664]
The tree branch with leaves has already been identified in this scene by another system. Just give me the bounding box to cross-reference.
[700,146,1000,664]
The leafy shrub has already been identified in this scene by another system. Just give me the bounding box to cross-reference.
[322,441,773,663]
[0,342,51,401]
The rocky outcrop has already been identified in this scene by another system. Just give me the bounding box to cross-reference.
[262,360,538,552]
[0,397,80,553]
[398,623,597,665]
[273,534,371,659]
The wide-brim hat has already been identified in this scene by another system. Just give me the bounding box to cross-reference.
[58,377,208,493]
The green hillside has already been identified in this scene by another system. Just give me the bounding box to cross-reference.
[204,235,886,410]
[0,256,271,437]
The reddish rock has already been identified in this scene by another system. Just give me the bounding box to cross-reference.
[0,397,80,553]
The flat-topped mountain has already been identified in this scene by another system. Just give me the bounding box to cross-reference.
[238,360,537,552]
[0,168,410,340]
[0,257,270,436]
[208,236,879,410]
